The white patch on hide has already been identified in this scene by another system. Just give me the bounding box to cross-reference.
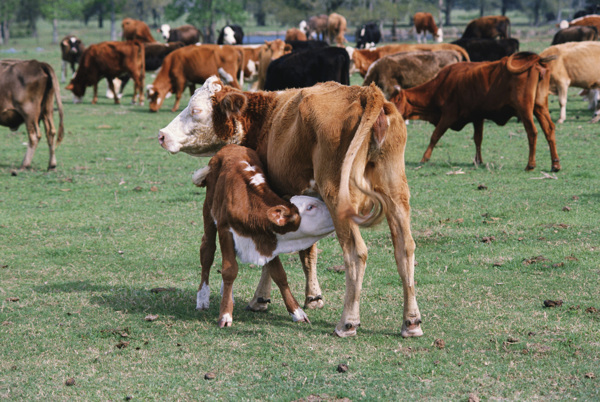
[290,308,309,322]
[196,282,210,310]
[218,67,234,84]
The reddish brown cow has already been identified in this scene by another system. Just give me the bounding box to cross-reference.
[193,144,334,327]
[122,18,156,42]
[66,41,145,105]
[146,44,243,112]
[159,77,423,338]
[1,59,64,171]
[347,43,470,77]
[392,52,560,172]
[413,12,443,43]
[461,15,511,39]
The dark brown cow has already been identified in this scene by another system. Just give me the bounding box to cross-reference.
[122,18,156,42]
[59,35,85,83]
[146,44,243,112]
[462,15,511,39]
[158,77,423,338]
[158,24,201,45]
[413,12,443,43]
[0,59,64,171]
[66,41,145,105]
[193,144,334,327]
[551,26,598,45]
[391,52,560,172]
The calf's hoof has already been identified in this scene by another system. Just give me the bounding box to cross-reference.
[400,318,423,338]
[246,297,270,312]
[304,295,324,310]
[217,314,232,328]
[333,322,359,338]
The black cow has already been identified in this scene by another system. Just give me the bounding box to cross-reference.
[60,35,85,83]
[355,22,381,49]
[284,40,328,52]
[264,46,350,91]
[451,38,519,62]
[159,24,201,45]
[551,26,598,44]
[217,25,244,45]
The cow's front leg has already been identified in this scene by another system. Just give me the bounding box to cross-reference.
[421,121,450,163]
[299,245,324,309]
[107,79,120,105]
[246,265,272,311]
[217,230,238,328]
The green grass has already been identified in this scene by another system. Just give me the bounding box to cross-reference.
[1,21,600,400]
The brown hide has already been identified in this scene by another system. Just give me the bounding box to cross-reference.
[350,43,470,77]
[391,52,560,172]
[60,36,85,81]
[308,15,328,40]
[413,12,439,35]
[327,13,347,46]
[285,28,307,41]
[255,39,290,90]
[462,15,511,39]
[147,44,243,112]
[66,41,145,105]
[0,59,64,171]
[568,14,600,31]
[122,18,156,42]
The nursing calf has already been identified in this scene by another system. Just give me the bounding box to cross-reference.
[193,144,334,327]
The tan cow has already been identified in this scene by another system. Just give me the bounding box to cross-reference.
[346,43,470,77]
[255,39,290,90]
[285,28,307,41]
[158,77,423,338]
[540,42,600,123]
[413,12,443,43]
[122,18,156,42]
[146,44,243,112]
[327,12,347,46]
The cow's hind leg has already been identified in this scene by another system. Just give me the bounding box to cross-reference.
[533,103,561,172]
[217,230,238,328]
[20,119,41,170]
[197,210,217,310]
[300,245,324,309]
[473,119,484,167]
[41,109,57,170]
[265,258,309,323]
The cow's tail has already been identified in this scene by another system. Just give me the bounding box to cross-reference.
[43,63,65,144]
[337,86,388,227]
[506,51,543,74]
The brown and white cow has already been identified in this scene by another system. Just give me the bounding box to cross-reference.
[391,52,560,172]
[327,12,347,47]
[300,15,328,41]
[158,77,423,338]
[193,144,335,327]
[122,18,156,42]
[562,14,600,31]
[540,42,600,123]
[1,59,64,171]
[158,24,201,45]
[285,27,307,41]
[66,41,145,105]
[461,15,511,39]
[363,50,462,98]
[146,44,243,112]
[60,35,85,83]
[413,12,443,43]
[346,43,470,77]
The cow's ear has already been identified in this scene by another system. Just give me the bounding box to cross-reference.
[267,205,294,226]
[219,92,247,118]
[65,83,74,90]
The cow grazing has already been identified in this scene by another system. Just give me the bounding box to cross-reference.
[66,41,145,105]
[301,15,328,40]
[347,43,470,77]
[285,28,307,41]
[217,25,244,45]
[355,22,382,49]
[1,59,64,171]
[551,26,598,45]
[146,44,243,112]
[59,35,85,83]
[122,18,156,42]
[158,24,201,45]
[158,77,423,338]
[451,38,519,61]
[363,50,462,98]
[193,144,335,327]
[413,12,443,43]
[264,46,350,91]
[461,15,511,39]
[327,12,347,46]
[540,42,600,123]
[391,52,561,172]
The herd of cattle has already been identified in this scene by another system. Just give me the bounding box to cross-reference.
[3,12,600,336]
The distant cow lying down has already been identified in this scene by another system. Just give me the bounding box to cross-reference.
[193,144,335,327]
[159,77,423,338]
[363,50,462,99]
[392,52,561,172]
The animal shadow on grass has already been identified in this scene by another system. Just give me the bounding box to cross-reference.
[33,280,334,330]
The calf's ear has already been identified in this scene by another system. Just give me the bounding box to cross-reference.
[219,92,247,119]
[267,205,295,226]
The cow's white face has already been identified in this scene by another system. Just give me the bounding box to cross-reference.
[160,24,170,40]
[159,76,239,156]
[299,20,308,34]
[559,20,569,29]
[435,28,444,43]
[223,26,236,44]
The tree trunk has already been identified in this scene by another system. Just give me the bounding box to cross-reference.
[445,0,453,26]
[98,3,104,29]
[110,0,117,40]
[479,0,485,17]
[52,18,58,44]
[391,18,397,41]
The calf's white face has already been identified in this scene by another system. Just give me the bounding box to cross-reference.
[160,24,171,40]
[223,26,236,44]
[435,28,444,43]
[158,76,243,156]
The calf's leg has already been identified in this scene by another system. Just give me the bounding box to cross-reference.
[197,212,217,310]
[265,258,309,323]
[246,265,273,311]
[217,230,238,328]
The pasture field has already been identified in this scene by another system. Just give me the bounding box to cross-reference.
[1,23,600,400]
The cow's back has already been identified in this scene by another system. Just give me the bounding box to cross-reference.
[541,42,600,88]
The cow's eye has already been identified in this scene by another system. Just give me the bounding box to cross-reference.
[306,204,314,211]
[192,107,203,118]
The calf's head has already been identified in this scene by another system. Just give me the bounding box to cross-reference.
[158,76,246,156]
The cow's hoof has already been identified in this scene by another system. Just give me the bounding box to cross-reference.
[246,297,270,312]
[401,319,423,338]
[333,322,359,338]
[290,308,310,323]
[304,295,324,309]
[525,164,536,171]
[551,164,561,172]
[217,314,232,328]
[48,166,57,172]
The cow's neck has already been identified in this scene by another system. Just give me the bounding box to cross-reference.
[237,91,278,150]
